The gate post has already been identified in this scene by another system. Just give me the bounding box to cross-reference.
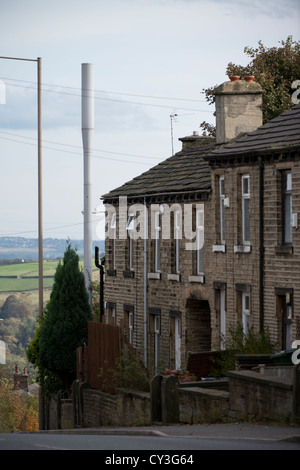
[150,375,162,423]
[293,363,300,424]
[161,375,179,424]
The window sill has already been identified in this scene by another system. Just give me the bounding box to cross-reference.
[148,272,161,280]
[167,273,181,282]
[275,245,293,255]
[123,270,134,278]
[234,245,251,254]
[189,275,205,284]
[106,269,116,276]
[213,244,226,253]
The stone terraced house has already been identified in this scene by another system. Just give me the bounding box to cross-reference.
[207,100,300,352]
[101,78,300,373]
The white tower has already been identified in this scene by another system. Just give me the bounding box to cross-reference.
[81,63,94,302]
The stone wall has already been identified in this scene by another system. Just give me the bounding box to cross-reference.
[228,370,294,422]
[82,387,151,427]
[48,365,300,429]
[47,393,73,430]
[179,387,229,424]
[263,159,300,348]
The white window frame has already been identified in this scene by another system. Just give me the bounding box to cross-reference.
[219,176,226,244]
[175,210,181,274]
[242,175,250,245]
[174,316,181,370]
[128,310,134,344]
[111,213,116,270]
[196,207,204,275]
[242,292,251,336]
[108,304,116,325]
[154,315,160,373]
[220,289,226,350]
[155,211,161,273]
[282,170,292,245]
[127,214,134,271]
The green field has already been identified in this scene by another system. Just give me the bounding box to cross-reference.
[0,261,59,276]
[0,261,59,292]
[0,260,96,293]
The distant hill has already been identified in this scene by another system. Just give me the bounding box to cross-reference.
[0,237,105,261]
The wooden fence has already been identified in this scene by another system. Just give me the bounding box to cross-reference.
[76,321,140,393]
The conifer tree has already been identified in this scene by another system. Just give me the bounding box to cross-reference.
[39,244,92,390]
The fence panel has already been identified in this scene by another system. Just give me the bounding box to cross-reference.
[85,322,121,391]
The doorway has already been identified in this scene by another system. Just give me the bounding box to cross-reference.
[185,299,211,353]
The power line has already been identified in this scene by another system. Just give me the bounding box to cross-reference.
[0,77,264,117]
[0,130,159,160]
[0,77,211,113]
[0,76,206,103]
[0,132,158,166]
[0,219,101,238]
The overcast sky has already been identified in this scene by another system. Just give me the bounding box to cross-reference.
[0,0,299,242]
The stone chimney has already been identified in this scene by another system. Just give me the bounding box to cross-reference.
[179,131,215,151]
[215,78,263,145]
[13,364,29,392]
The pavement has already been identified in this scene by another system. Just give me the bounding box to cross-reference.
[37,422,300,444]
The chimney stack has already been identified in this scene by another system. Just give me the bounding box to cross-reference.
[13,364,29,392]
[179,133,215,152]
[81,63,94,303]
[215,78,263,145]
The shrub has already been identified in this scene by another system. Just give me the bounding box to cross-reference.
[0,376,38,433]
[99,348,150,393]
[210,323,275,376]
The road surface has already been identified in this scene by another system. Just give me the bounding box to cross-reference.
[0,430,299,452]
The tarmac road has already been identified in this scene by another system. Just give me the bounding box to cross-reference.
[0,422,299,451]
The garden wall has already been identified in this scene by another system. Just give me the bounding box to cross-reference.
[48,364,300,429]
[179,386,229,424]
[228,370,294,422]
[80,386,151,427]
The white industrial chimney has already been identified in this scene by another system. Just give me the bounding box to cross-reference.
[81,63,94,302]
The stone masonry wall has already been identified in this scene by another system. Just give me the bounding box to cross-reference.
[104,196,217,372]
[104,155,300,370]
[82,388,151,427]
[228,370,294,422]
[263,160,300,347]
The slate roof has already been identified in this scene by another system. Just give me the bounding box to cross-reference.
[102,136,216,201]
[208,104,300,160]
[102,105,300,202]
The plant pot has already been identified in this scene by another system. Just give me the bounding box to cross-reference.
[229,75,240,82]
[244,75,254,82]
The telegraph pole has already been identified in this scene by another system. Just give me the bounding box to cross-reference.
[0,56,43,317]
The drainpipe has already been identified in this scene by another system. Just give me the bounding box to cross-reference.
[259,156,264,333]
[95,246,104,322]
